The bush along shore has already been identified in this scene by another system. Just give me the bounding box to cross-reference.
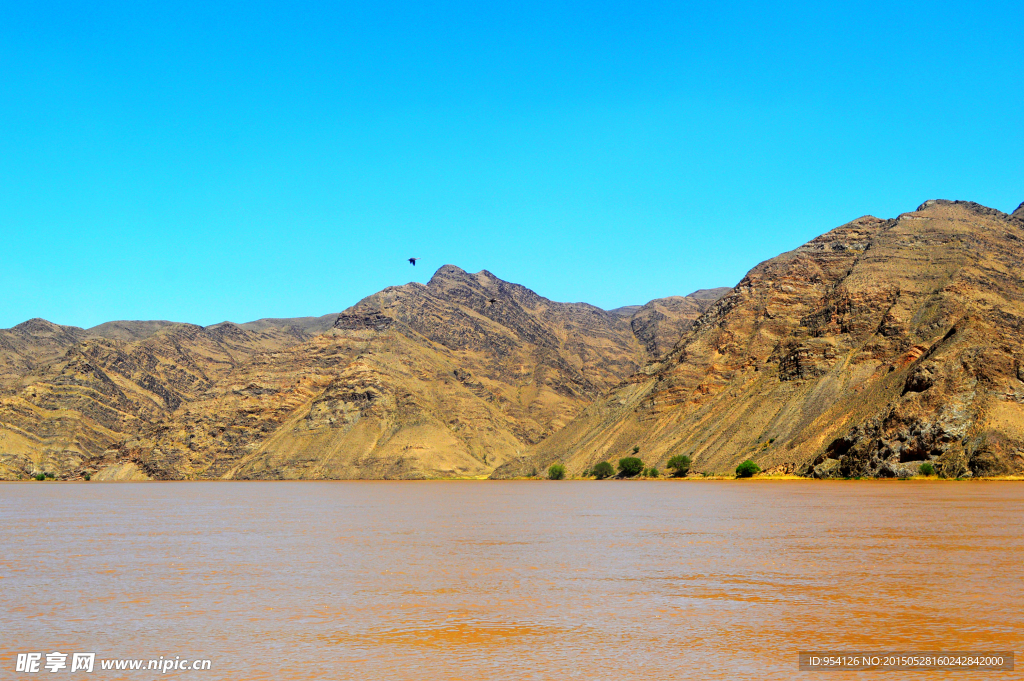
[531,447,1020,481]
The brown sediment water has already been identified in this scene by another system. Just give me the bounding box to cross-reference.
[1,481,1021,680]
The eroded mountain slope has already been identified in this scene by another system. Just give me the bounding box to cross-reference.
[0,266,717,479]
[628,288,731,358]
[498,200,1024,479]
[0,320,329,479]
[123,266,664,479]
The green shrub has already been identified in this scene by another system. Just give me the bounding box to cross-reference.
[592,461,614,479]
[83,472,91,481]
[44,472,55,479]
[735,460,760,478]
[618,457,644,478]
[547,464,566,480]
[919,462,935,477]
[33,472,46,481]
[648,467,659,478]
[632,445,640,454]
[528,467,538,478]
[666,454,691,477]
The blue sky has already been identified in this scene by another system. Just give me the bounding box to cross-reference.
[2,0,1022,328]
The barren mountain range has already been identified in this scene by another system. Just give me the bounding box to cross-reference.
[0,266,721,480]
[3,199,1023,480]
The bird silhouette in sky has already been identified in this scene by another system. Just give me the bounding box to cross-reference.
[408,258,420,266]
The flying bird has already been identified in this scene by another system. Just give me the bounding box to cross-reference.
[487,298,498,305]
[408,258,420,266]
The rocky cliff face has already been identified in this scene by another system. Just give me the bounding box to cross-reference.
[0,267,716,480]
[496,200,1024,479]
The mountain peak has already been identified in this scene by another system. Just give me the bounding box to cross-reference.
[515,197,1024,480]
[428,264,469,281]
[916,199,952,211]
[914,199,1008,219]
[426,265,508,295]
[11,318,65,334]
[686,287,733,301]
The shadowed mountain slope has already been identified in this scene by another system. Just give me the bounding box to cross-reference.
[494,200,1024,479]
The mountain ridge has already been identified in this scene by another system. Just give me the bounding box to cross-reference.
[5,197,1022,481]
[0,267,723,480]
[494,199,1024,479]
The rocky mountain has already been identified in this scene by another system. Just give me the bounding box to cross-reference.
[628,288,731,358]
[0,319,89,386]
[495,200,1024,479]
[0,267,722,480]
[0,319,330,480]
[15,198,1019,482]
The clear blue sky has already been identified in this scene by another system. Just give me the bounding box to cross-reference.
[2,1,1022,329]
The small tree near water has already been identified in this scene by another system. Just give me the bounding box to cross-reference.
[618,457,644,478]
[735,460,760,478]
[547,464,566,480]
[667,454,691,477]
[919,462,935,477]
[592,461,614,479]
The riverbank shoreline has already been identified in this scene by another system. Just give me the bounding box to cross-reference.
[4,474,1023,483]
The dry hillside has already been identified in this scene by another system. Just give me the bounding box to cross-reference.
[496,200,1024,479]
[0,266,719,480]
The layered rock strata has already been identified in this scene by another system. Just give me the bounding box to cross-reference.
[0,268,718,479]
[496,200,1024,479]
